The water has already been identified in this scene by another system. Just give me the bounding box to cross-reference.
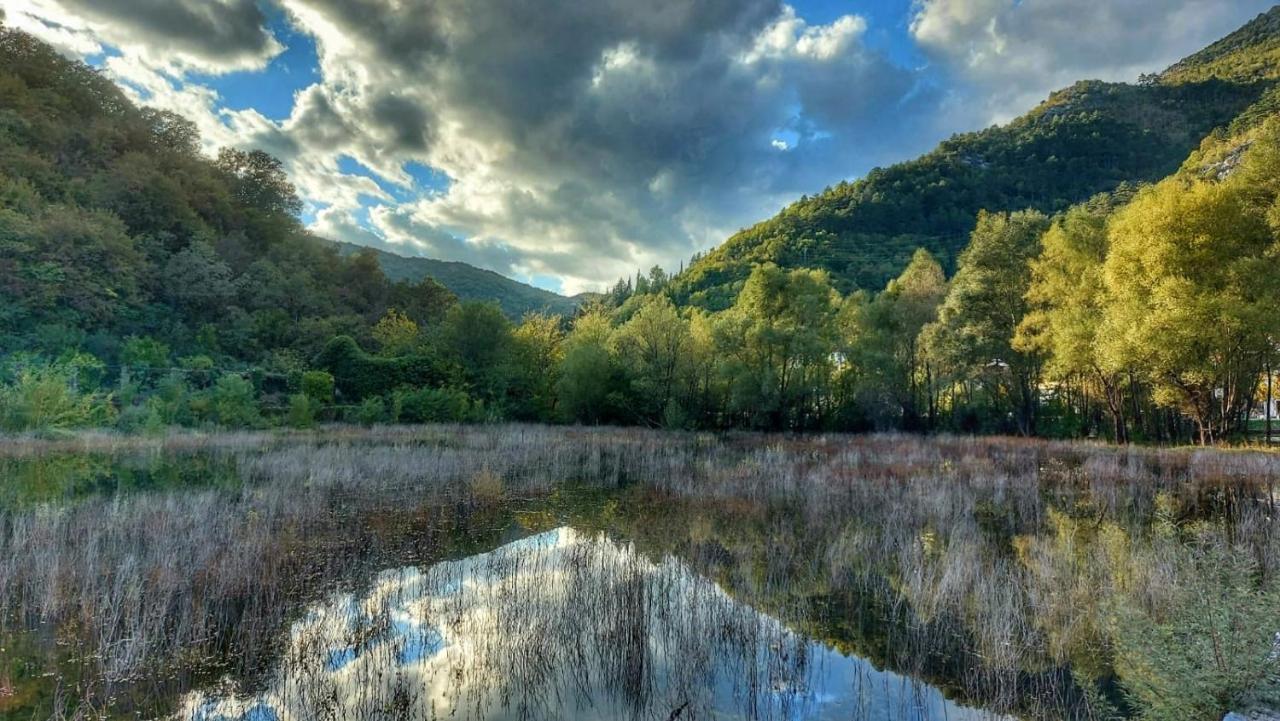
[180,528,996,721]
[1,429,1277,720]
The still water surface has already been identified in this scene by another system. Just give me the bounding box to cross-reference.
[181,527,997,721]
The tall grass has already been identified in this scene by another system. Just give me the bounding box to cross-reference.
[0,427,1276,719]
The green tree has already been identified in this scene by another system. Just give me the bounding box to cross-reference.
[511,313,565,421]
[162,241,235,320]
[285,393,317,428]
[715,264,839,429]
[1016,200,1131,441]
[372,308,421,356]
[300,370,335,404]
[439,302,515,406]
[840,249,947,429]
[1100,132,1280,443]
[611,296,691,424]
[209,373,260,428]
[0,355,114,432]
[215,147,303,218]
[556,309,623,424]
[923,210,1049,435]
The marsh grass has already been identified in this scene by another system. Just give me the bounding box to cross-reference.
[0,426,1277,719]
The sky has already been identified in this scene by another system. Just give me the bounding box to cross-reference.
[4,0,1273,294]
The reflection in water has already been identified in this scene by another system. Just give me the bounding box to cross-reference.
[180,528,998,721]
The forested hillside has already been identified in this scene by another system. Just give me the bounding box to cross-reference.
[665,7,1280,309]
[333,241,578,319]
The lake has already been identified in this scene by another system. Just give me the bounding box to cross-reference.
[1,427,1277,720]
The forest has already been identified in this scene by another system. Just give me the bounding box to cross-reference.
[1,22,1278,446]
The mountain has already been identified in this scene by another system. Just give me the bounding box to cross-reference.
[333,241,579,319]
[667,8,1280,310]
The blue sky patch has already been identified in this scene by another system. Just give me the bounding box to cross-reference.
[189,8,320,120]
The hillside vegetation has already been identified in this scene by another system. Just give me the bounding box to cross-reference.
[0,27,459,365]
[334,241,577,319]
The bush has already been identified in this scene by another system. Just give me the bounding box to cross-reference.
[0,356,115,432]
[285,393,317,429]
[395,386,472,424]
[354,396,386,426]
[177,355,215,389]
[300,370,335,404]
[152,372,193,426]
[116,403,164,435]
[314,335,449,400]
[209,373,260,428]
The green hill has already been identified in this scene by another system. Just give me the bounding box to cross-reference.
[668,8,1280,310]
[332,241,578,319]
[0,27,454,363]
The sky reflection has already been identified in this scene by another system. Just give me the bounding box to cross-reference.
[181,528,1002,721]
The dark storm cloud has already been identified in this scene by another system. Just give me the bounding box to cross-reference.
[56,0,281,71]
[265,0,943,289]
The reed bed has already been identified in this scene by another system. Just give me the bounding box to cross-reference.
[0,426,1277,720]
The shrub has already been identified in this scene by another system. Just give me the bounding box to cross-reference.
[152,372,193,426]
[0,356,115,432]
[120,336,170,374]
[116,403,165,435]
[468,467,505,504]
[209,373,260,428]
[300,370,335,404]
[354,396,386,426]
[314,335,449,400]
[285,393,317,429]
[395,386,472,424]
[178,355,216,389]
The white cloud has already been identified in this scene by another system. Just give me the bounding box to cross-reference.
[910,0,1277,121]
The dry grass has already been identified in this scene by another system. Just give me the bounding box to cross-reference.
[0,426,1277,719]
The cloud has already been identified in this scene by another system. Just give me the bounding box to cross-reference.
[249,0,943,292]
[910,0,1277,121]
[14,0,1270,295]
[6,0,281,73]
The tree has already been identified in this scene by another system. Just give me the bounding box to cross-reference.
[1016,200,1130,441]
[556,308,623,424]
[1100,129,1280,444]
[215,148,303,218]
[611,296,690,424]
[0,355,114,432]
[924,210,1049,435]
[372,308,421,356]
[390,277,457,326]
[340,250,391,319]
[209,373,260,428]
[439,302,515,403]
[162,241,235,320]
[715,264,839,429]
[511,313,565,421]
[300,370,335,404]
[841,249,947,429]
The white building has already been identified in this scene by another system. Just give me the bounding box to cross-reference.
[1254,396,1280,421]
